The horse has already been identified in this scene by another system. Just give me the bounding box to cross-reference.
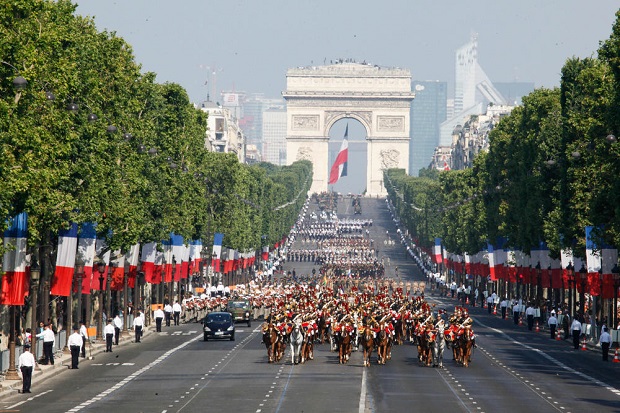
[359,325,375,367]
[289,321,304,365]
[317,312,330,344]
[301,323,314,363]
[432,321,446,368]
[457,326,475,367]
[333,323,353,364]
[262,322,280,363]
[375,324,391,365]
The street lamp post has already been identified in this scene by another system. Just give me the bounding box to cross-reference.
[579,264,588,318]
[30,259,41,368]
[96,261,106,341]
[76,258,85,329]
[612,264,620,329]
[535,262,542,304]
[566,262,574,318]
[122,260,130,337]
[171,256,177,305]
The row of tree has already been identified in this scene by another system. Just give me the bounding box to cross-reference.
[385,10,620,259]
[0,1,311,269]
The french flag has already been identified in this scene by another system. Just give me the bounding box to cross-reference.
[162,239,173,283]
[1,212,29,305]
[141,242,157,283]
[78,223,97,294]
[212,233,224,272]
[600,243,617,299]
[110,251,125,291]
[51,223,78,296]
[170,233,184,281]
[154,249,165,284]
[126,244,140,288]
[262,245,269,261]
[328,124,349,185]
[585,226,602,296]
[189,240,202,275]
[433,238,442,264]
[181,243,190,279]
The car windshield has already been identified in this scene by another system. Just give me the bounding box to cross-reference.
[230,302,247,308]
[207,314,230,322]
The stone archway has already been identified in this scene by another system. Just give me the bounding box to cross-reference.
[284,62,415,196]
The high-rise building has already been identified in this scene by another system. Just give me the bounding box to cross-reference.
[262,109,287,165]
[494,82,535,106]
[240,94,285,153]
[409,81,447,177]
[440,34,506,146]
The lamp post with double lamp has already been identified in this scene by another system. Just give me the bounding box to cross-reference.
[579,264,588,317]
[535,262,542,304]
[30,259,41,370]
[566,262,574,318]
[76,257,85,329]
[611,264,620,329]
[122,260,130,337]
[96,261,106,341]
[62,258,81,354]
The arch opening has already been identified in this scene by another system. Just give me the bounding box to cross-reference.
[327,118,367,195]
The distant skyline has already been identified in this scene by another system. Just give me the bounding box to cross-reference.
[74,1,619,104]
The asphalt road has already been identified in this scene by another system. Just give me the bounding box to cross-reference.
[1,196,619,412]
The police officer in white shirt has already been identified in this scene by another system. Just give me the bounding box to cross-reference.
[133,311,144,343]
[67,326,83,369]
[164,303,173,326]
[548,310,558,339]
[154,306,165,332]
[571,316,583,349]
[79,321,88,358]
[113,314,123,345]
[104,319,115,352]
[172,301,182,325]
[18,344,35,393]
[36,323,55,365]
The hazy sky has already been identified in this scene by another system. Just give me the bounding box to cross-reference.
[74,1,620,104]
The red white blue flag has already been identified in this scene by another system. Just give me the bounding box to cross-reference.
[141,242,157,283]
[433,238,442,264]
[1,212,28,305]
[51,223,78,296]
[212,233,224,273]
[78,222,97,294]
[328,124,349,185]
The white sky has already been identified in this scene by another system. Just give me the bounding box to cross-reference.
[73,0,620,104]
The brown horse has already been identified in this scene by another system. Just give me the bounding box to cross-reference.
[317,312,330,344]
[457,327,475,367]
[375,324,391,365]
[334,324,353,364]
[359,325,375,367]
[301,324,314,363]
[262,322,280,363]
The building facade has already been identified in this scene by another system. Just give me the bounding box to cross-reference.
[200,101,246,163]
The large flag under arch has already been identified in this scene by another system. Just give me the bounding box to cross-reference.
[328,124,349,185]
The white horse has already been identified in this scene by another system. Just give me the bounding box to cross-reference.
[290,320,304,365]
[432,321,446,368]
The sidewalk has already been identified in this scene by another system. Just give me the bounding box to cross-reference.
[0,327,152,398]
[428,287,607,353]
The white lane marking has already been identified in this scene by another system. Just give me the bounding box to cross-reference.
[476,317,620,397]
[358,368,367,413]
[6,390,53,409]
[65,334,201,412]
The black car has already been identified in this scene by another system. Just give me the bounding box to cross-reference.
[203,312,235,341]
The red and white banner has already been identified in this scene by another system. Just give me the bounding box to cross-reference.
[141,242,157,283]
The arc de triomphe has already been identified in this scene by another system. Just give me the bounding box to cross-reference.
[283,62,415,196]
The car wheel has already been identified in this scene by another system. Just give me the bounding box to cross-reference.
[204,333,208,341]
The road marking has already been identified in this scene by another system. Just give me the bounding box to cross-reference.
[6,390,53,409]
[358,368,367,413]
[65,333,201,412]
